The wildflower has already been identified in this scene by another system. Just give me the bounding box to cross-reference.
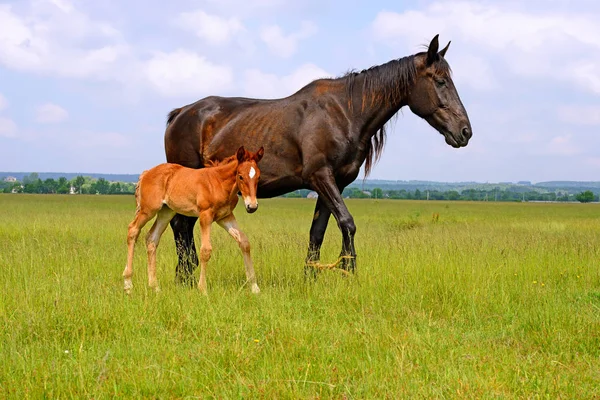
[254,339,260,343]
[533,281,537,284]
[64,350,69,354]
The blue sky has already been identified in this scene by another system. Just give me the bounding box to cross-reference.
[1,0,599,182]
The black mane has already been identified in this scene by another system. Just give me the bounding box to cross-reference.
[340,55,417,176]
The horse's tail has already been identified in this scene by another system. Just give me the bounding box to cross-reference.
[166,107,183,126]
[134,170,147,214]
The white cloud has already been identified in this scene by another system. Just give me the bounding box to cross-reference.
[36,103,68,124]
[143,50,234,97]
[176,10,244,45]
[72,132,131,149]
[0,117,17,138]
[0,93,7,110]
[558,105,600,126]
[544,134,581,156]
[371,1,600,94]
[243,63,330,98]
[450,54,498,91]
[0,2,129,80]
[586,157,600,168]
[260,21,317,58]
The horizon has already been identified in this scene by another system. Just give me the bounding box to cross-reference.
[2,171,599,186]
[1,1,600,181]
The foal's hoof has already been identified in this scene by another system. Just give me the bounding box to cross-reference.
[251,284,261,294]
[124,279,133,294]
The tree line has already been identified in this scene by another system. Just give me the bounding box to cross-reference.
[282,187,598,203]
[3,173,597,203]
[1,173,135,195]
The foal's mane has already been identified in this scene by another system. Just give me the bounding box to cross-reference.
[203,154,237,168]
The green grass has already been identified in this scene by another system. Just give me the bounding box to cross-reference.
[1,194,599,398]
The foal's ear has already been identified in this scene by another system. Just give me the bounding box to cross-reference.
[236,146,245,162]
[427,34,440,65]
[255,146,264,162]
[439,40,451,58]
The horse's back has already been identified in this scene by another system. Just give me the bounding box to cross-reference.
[164,96,271,168]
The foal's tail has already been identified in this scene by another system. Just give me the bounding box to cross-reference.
[134,170,148,214]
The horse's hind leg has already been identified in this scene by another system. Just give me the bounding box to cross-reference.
[170,214,199,288]
[124,211,154,294]
[218,214,260,294]
[146,207,177,292]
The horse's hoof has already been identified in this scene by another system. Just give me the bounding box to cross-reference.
[251,284,261,294]
[175,274,197,288]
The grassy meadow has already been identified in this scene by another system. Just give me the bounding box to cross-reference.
[0,193,599,398]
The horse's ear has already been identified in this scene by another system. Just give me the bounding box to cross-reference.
[255,146,264,162]
[439,41,450,58]
[236,146,245,162]
[427,34,440,65]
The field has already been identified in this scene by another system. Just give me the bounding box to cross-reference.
[1,194,599,398]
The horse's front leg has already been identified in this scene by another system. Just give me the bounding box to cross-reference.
[218,214,260,294]
[309,168,357,273]
[304,198,332,278]
[197,212,213,295]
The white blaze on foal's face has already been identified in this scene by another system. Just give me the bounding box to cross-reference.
[238,160,260,213]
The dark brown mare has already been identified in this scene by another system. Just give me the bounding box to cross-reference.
[164,34,472,285]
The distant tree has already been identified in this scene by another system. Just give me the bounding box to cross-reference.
[576,190,594,203]
[23,178,42,193]
[449,191,461,200]
[109,182,122,194]
[372,188,383,199]
[414,189,422,200]
[91,178,110,194]
[43,178,58,194]
[23,173,39,185]
[56,177,69,194]
[71,176,85,194]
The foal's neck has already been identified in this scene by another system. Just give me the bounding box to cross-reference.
[211,159,239,197]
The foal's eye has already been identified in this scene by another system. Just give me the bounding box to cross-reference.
[436,79,446,87]
[238,175,243,180]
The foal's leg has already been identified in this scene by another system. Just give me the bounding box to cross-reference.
[218,214,260,294]
[123,211,154,293]
[197,212,213,295]
[145,207,177,292]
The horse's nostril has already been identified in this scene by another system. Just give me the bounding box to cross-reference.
[461,127,471,140]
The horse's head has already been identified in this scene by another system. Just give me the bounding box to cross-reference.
[236,145,264,213]
[408,34,472,148]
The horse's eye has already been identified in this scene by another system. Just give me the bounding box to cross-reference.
[239,175,243,180]
[436,79,446,87]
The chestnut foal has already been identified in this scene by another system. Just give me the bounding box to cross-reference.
[123,146,264,295]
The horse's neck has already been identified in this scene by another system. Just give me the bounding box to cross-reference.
[351,73,408,137]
